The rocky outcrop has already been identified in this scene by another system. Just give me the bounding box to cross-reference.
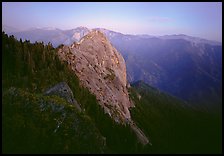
[44,82,81,112]
[57,30,150,145]
[129,121,150,145]
[58,30,133,123]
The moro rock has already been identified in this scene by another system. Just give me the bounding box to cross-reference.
[58,30,134,123]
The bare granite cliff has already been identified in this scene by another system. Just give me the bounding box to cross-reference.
[58,30,133,122]
[58,30,149,145]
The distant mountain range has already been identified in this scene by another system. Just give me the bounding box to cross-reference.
[3,25,221,47]
[2,25,90,47]
[158,34,222,46]
[3,25,222,112]
[100,29,222,112]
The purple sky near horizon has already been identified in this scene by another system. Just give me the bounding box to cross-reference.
[2,2,222,42]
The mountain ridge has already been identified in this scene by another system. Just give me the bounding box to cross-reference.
[3,26,221,47]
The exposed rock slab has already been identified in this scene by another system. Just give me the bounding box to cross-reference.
[57,30,150,145]
[44,82,81,112]
[58,30,133,123]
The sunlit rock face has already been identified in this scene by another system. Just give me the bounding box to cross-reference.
[58,30,133,123]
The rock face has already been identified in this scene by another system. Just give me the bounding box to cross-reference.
[130,121,150,146]
[57,31,150,145]
[58,30,133,123]
[44,82,81,112]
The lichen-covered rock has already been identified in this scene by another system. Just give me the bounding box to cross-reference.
[44,82,81,112]
[58,30,133,123]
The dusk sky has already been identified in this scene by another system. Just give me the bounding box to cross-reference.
[2,2,222,42]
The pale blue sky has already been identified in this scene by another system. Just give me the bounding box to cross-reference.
[2,2,222,42]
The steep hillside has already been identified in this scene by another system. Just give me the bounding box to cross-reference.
[130,81,222,153]
[3,87,106,153]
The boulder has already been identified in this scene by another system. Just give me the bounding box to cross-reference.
[44,82,81,112]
